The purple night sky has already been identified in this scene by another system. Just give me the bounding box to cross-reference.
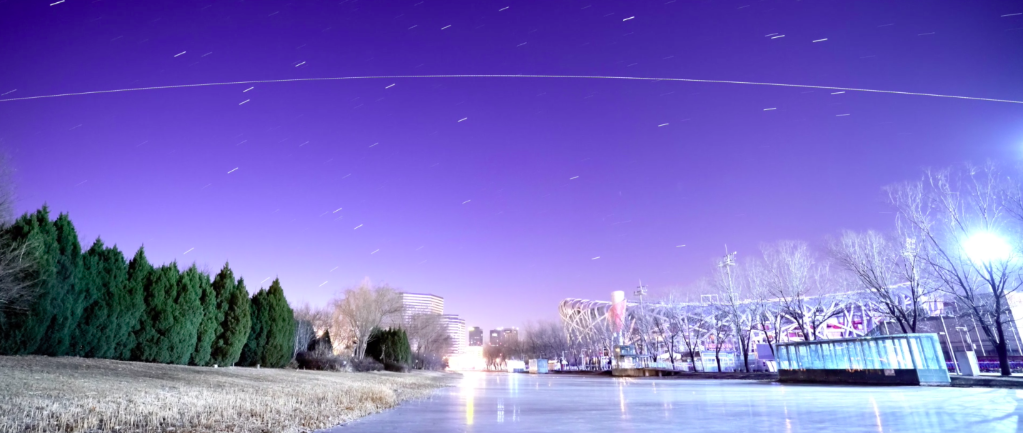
[1,0,1021,332]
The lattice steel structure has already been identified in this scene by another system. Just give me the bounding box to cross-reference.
[559,291,913,359]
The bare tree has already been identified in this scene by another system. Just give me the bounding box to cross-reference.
[888,163,1023,376]
[325,306,357,355]
[1002,163,1023,225]
[0,152,14,226]
[742,259,777,359]
[630,286,652,357]
[669,292,706,372]
[331,279,403,359]
[830,229,933,333]
[483,343,503,370]
[293,319,315,357]
[704,300,731,372]
[522,320,569,361]
[294,303,331,333]
[292,303,331,357]
[0,236,37,323]
[588,310,617,369]
[804,263,851,339]
[714,249,754,372]
[650,304,680,369]
[404,313,452,369]
[0,154,37,323]
[762,241,818,340]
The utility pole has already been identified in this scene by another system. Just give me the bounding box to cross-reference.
[634,280,649,359]
[718,245,738,370]
[718,245,737,283]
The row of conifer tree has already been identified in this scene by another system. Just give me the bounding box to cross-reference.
[0,207,296,367]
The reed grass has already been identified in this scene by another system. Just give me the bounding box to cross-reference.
[0,355,455,432]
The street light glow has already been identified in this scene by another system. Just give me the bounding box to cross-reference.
[963,232,1013,264]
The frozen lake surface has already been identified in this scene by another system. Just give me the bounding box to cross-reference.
[327,371,1022,432]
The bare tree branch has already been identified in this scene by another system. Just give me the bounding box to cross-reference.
[0,235,38,326]
[0,152,13,227]
[330,279,403,359]
[829,230,936,334]
[887,162,1023,376]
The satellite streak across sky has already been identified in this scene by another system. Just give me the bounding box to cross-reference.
[1,74,1020,104]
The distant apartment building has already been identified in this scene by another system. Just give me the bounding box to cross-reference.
[489,327,519,346]
[489,329,501,346]
[502,327,519,344]
[442,314,466,355]
[400,292,444,321]
[468,327,484,347]
[399,292,470,356]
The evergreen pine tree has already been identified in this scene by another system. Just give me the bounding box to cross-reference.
[99,243,133,359]
[72,240,128,358]
[71,240,103,357]
[396,328,411,366]
[194,263,233,366]
[210,277,250,366]
[366,328,412,366]
[260,278,295,368]
[167,265,203,365]
[238,287,268,366]
[37,213,84,356]
[133,263,180,363]
[115,247,150,360]
[0,207,58,355]
[190,268,218,366]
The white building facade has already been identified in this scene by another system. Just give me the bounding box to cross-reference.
[443,314,467,355]
[400,292,444,320]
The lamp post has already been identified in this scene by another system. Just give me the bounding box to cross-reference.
[955,326,973,353]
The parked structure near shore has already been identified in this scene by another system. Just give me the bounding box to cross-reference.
[776,334,951,385]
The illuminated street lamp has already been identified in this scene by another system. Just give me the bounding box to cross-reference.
[962,232,1013,265]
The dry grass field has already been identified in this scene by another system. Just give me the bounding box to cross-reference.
[0,356,458,433]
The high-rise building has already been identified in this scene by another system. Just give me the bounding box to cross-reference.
[502,327,519,344]
[400,292,444,320]
[468,327,483,346]
[489,327,519,346]
[398,292,471,356]
[489,329,501,346]
[442,314,466,355]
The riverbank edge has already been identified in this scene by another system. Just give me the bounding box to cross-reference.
[551,369,1023,389]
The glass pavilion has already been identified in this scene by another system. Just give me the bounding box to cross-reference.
[776,334,950,385]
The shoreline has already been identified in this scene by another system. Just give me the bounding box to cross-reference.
[464,369,1023,389]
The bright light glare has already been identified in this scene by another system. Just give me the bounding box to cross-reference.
[963,232,1013,264]
[447,347,487,371]
[506,359,526,373]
